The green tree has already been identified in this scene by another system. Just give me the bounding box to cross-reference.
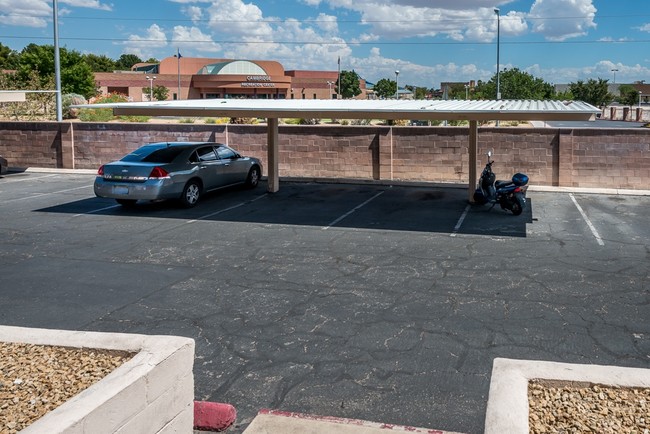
[618,84,640,106]
[413,87,427,100]
[142,85,169,101]
[474,68,555,100]
[0,43,19,70]
[15,44,97,98]
[568,78,613,107]
[336,70,361,99]
[152,85,169,101]
[448,83,471,100]
[115,54,142,70]
[83,53,116,72]
[374,78,397,99]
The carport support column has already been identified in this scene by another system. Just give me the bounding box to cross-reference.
[267,117,279,193]
[468,120,478,203]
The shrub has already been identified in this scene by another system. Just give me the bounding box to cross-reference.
[62,93,86,119]
[229,117,257,124]
[179,118,195,124]
[78,93,128,122]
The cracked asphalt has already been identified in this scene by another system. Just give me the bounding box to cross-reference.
[1,172,649,433]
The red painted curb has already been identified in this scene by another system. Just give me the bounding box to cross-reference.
[194,401,237,432]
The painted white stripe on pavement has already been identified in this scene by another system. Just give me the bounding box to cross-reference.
[570,193,604,246]
[187,194,268,224]
[451,204,471,237]
[322,190,387,230]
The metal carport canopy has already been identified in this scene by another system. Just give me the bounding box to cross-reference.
[79,98,600,202]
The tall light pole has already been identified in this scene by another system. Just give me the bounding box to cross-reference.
[494,8,501,101]
[326,81,334,99]
[146,75,156,101]
[465,83,469,100]
[53,0,62,122]
[640,91,643,109]
[611,68,619,84]
[395,70,399,99]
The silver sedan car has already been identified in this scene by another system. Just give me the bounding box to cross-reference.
[94,142,262,207]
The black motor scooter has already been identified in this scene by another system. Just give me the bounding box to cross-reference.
[473,150,529,216]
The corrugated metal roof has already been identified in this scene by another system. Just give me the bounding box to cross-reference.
[77,98,601,121]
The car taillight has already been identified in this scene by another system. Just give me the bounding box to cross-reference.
[97,165,104,176]
[148,167,170,179]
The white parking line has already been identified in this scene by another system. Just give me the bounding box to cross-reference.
[450,204,471,237]
[1,174,58,184]
[74,204,121,216]
[2,184,93,204]
[322,190,387,230]
[570,193,604,246]
[186,194,268,224]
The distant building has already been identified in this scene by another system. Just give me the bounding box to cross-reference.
[94,57,367,102]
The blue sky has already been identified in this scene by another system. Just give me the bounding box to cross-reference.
[1,0,649,88]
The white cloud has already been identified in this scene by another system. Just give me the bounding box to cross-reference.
[60,0,112,11]
[348,46,492,87]
[206,0,272,37]
[172,26,221,53]
[0,0,111,27]
[639,23,650,33]
[528,0,596,41]
[124,24,168,58]
[315,13,338,34]
[0,0,51,27]
[183,6,203,23]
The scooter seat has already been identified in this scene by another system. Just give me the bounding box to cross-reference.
[495,180,513,189]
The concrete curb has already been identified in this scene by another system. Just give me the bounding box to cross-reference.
[484,358,650,434]
[0,325,195,434]
[242,409,466,434]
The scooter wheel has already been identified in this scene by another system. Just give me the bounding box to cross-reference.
[511,192,525,216]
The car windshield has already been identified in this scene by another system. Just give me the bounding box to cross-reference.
[121,145,186,163]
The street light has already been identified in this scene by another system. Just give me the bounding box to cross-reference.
[326,81,334,99]
[395,70,399,99]
[494,8,501,100]
[640,91,643,109]
[53,0,62,122]
[611,68,619,84]
[146,75,156,101]
[465,83,469,100]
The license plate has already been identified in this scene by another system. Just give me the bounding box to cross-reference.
[113,186,129,195]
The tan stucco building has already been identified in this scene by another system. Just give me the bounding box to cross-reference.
[95,57,366,102]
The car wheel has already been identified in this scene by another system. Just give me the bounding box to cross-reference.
[180,179,202,208]
[245,166,260,189]
[116,199,137,207]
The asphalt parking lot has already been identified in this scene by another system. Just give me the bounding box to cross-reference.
[1,171,649,433]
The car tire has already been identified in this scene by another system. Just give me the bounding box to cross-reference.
[180,179,202,208]
[245,166,260,189]
[116,199,137,207]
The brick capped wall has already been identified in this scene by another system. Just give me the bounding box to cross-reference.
[1,121,649,190]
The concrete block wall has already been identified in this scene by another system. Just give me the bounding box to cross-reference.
[0,325,195,434]
[1,122,650,190]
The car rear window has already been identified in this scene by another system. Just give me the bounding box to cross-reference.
[121,146,186,163]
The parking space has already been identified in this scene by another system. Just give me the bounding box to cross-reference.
[1,172,649,433]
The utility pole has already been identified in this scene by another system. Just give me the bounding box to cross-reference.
[53,0,62,121]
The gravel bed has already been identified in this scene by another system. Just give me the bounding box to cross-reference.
[529,379,650,433]
[0,342,133,434]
